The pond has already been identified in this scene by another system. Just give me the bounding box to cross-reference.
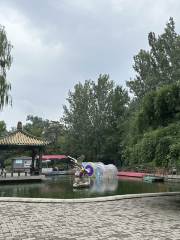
[0,175,179,199]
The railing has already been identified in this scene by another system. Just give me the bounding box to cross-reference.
[0,171,29,178]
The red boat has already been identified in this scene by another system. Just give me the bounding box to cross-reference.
[117,171,146,178]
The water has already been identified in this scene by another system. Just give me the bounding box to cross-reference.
[0,175,179,199]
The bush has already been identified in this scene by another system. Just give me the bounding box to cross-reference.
[135,84,180,133]
[124,122,180,167]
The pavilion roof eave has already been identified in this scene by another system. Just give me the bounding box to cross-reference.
[0,122,49,148]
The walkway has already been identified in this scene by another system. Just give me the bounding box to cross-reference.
[0,172,44,183]
[0,195,179,240]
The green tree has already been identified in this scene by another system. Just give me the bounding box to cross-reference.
[90,75,114,161]
[0,120,6,136]
[135,83,180,133]
[0,25,13,109]
[43,120,65,154]
[24,115,50,137]
[124,83,180,168]
[63,74,129,164]
[23,115,65,154]
[127,17,180,100]
[63,79,96,158]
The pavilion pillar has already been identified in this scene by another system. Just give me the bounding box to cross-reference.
[38,149,43,175]
[31,149,36,175]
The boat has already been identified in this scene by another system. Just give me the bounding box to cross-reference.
[143,175,164,182]
[73,177,91,189]
[73,181,91,189]
[117,171,146,178]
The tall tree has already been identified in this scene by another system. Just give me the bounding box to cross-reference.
[91,75,114,160]
[0,25,13,109]
[63,74,129,164]
[63,79,95,158]
[127,17,180,100]
[0,120,6,136]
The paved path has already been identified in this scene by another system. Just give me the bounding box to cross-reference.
[0,195,180,240]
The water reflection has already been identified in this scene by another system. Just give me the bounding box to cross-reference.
[90,178,118,193]
[0,175,179,199]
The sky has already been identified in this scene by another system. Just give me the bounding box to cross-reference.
[0,0,180,129]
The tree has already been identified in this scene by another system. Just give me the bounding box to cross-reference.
[124,82,180,168]
[0,25,13,109]
[90,75,114,161]
[127,17,180,100]
[135,83,180,133]
[43,120,65,154]
[43,121,63,143]
[23,115,65,153]
[0,120,6,136]
[24,115,50,137]
[62,74,129,164]
[63,79,95,158]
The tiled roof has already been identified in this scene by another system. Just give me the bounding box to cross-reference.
[0,130,49,146]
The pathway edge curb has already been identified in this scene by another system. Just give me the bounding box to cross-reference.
[0,192,179,203]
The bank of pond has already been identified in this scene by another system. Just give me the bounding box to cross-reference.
[0,175,180,199]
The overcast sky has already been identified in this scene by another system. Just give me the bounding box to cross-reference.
[0,0,180,129]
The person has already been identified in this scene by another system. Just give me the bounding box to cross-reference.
[1,167,6,177]
[3,167,6,177]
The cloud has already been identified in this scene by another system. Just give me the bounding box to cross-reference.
[0,5,64,72]
[0,0,180,129]
[0,4,66,128]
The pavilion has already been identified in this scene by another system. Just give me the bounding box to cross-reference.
[0,121,49,175]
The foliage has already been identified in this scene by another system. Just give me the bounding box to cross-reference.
[62,74,129,164]
[124,122,180,167]
[24,115,49,137]
[0,120,6,136]
[4,18,180,169]
[23,115,65,154]
[134,84,180,133]
[127,18,180,100]
[0,25,13,109]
